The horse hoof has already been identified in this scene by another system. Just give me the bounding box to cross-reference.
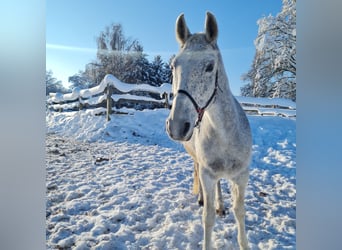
[198,200,204,206]
[216,209,226,217]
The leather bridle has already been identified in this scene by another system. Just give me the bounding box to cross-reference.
[176,70,219,127]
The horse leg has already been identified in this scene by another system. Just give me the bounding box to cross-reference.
[193,162,200,194]
[215,180,225,216]
[194,162,222,214]
[193,162,204,206]
[198,179,204,206]
[199,168,216,250]
[231,172,249,250]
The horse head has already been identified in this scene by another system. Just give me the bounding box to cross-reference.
[166,12,220,141]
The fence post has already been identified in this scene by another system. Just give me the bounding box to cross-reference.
[163,92,169,109]
[106,85,113,121]
[79,96,83,111]
[59,101,63,112]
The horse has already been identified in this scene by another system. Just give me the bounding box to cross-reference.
[166,12,252,250]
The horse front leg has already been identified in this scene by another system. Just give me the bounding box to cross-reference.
[193,162,204,206]
[199,167,216,250]
[232,172,250,250]
[196,166,223,217]
[215,180,225,216]
[198,175,224,216]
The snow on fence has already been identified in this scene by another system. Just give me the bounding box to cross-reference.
[47,74,172,121]
[47,74,296,120]
[236,96,296,118]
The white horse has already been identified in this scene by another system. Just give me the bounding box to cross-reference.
[166,12,252,250]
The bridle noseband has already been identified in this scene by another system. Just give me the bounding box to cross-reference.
[176,70,219,128]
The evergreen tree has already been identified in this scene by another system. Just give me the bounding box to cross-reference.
[148,55,166,86]
[123,50,150,84]
[161,57,172,84]
[74,23,172,89]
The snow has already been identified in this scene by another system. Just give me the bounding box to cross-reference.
[103,74,172,96]
[46,109,296,249]
[47,74,296,119]
[235,96,296,110]
[111,94,165,103]
[48,74,172,104]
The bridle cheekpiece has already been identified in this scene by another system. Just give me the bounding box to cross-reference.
[176,70,219,128]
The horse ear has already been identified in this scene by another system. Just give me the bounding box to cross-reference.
[175,13,191,46]
[205,12,218,43]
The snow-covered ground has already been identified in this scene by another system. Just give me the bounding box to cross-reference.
[46,108,296,249]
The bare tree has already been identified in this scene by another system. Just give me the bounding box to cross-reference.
[92,23,146,83]
[77,23,172,88]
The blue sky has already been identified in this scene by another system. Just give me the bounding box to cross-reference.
[46,0,281,95]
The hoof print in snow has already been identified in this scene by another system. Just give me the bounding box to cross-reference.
[50,149,60,155]
[259,191,268,197]
[47,184,58,191]
[216,209,227,217]
[132,131,141,137]
[95,157,109,164]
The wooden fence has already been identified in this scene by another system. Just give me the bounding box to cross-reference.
[235,96,296,118]
[47,74,296,120]
[47,74,172,121]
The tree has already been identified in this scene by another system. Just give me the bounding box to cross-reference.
[122,50,150,84]
[241,0,296,101]
[148,55,172,86]
[89,23,147,84]
[83,62,103,87]
[46,70,67,95]
[77,23,172,88]
[68,71,93,89]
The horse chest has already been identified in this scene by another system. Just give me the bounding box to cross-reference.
[184,129,239,176]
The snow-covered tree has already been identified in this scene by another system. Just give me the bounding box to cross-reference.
[46,70,67,95]
[148,55,171,86]
[161,57,172,85]
[78,23,172,88]
[241,0,296,101]
[122,51,150,84]
[92,23,148,84]
[68,71,93,89]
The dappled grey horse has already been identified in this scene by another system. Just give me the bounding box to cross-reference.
[166,12,252,250]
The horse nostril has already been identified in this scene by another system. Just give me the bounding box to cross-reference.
[183,122,191,137]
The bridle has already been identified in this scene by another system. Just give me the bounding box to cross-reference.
[176,69,219,128]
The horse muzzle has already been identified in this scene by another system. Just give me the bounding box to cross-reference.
[166,118,193,141]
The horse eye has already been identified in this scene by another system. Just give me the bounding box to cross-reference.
[205,63,214,72]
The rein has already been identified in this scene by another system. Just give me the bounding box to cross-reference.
[177,70,219,127]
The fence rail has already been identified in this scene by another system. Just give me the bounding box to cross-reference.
[47,74,296,120]
[235,96,296,117]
